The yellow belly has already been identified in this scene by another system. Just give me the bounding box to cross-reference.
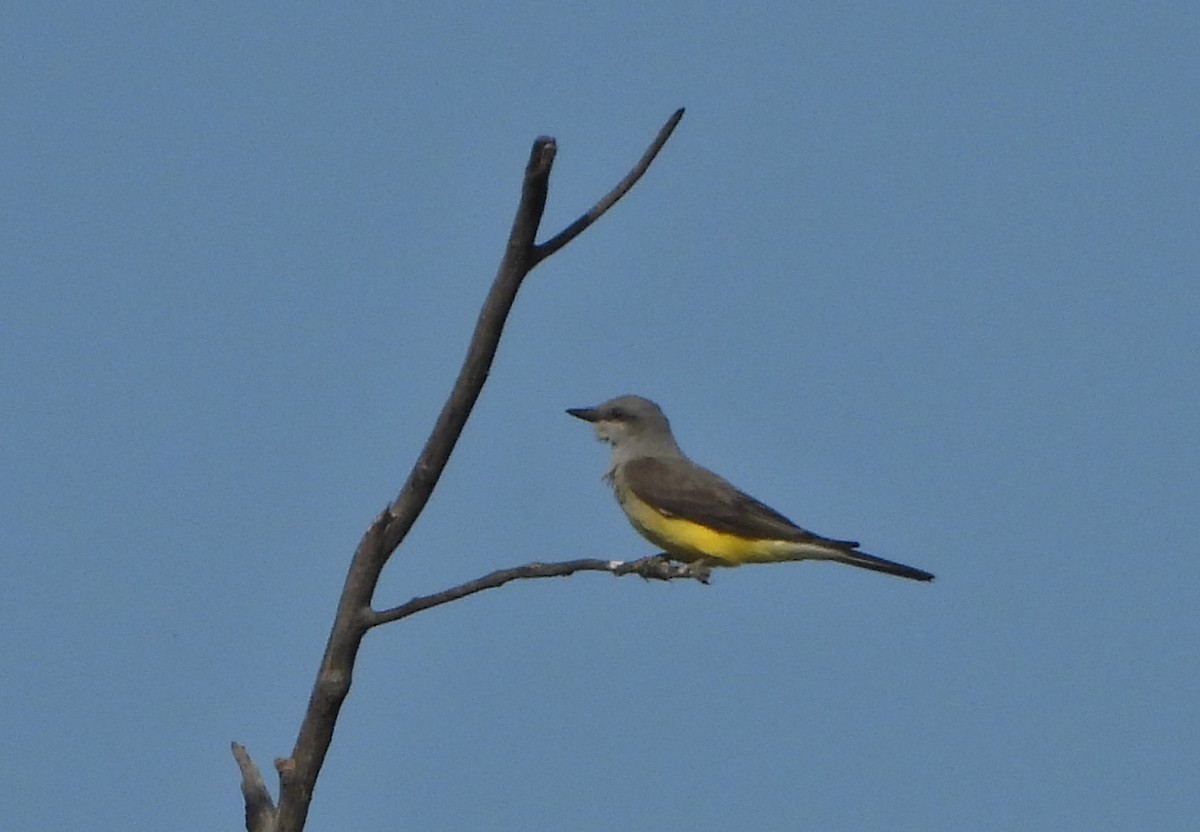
[617,487,793,565]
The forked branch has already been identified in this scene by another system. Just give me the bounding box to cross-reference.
[234,109,685,832]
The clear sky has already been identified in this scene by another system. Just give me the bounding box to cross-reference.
[4,3,1198,830]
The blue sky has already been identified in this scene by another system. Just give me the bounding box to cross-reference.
[4,3,1198,830]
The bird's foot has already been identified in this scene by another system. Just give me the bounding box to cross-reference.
[621,553,709,583]
[681,559,713,584]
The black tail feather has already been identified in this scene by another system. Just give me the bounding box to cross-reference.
[836,549,935,582]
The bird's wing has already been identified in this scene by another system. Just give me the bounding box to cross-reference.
[619,456,858,548]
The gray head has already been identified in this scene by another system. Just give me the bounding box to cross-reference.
[566,395,683,468]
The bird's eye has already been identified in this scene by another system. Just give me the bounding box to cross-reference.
[609,407,625,420]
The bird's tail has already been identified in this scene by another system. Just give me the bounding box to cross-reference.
[834,548,935,582]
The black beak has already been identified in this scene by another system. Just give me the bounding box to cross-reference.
[566,407,600,422]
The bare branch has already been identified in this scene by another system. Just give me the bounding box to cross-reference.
[231,742,275,832]
[381,137,558,555]
[367,554,708,627]
[248,110,684,832]
[534,107,685,263]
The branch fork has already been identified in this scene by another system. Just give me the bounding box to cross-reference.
[233,109,685,832]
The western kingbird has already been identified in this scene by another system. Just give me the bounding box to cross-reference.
[567,395,934,582]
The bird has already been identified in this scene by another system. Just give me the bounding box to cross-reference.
[567,394,934,582]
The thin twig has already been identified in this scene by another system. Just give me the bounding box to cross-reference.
[367,555,707,627]
[534,107,685,264]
